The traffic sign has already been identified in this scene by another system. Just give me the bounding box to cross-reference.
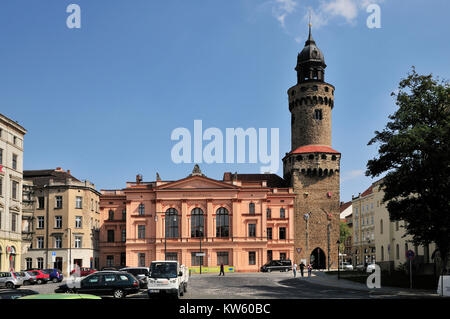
[52,252,56,257]
[196,253,205,257]
[406,250,415,260]
[296,248,302,253]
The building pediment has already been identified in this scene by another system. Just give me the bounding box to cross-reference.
[157,175,238,191]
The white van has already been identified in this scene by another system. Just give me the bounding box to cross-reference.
[147,261,187,298]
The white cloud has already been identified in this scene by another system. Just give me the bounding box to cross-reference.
[342,169,365,181]
[271,0,298,28]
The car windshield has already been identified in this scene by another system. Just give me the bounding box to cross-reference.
[28,271,39,276]
[127,269,148,276]
[42,270,52,274]
[150,263,177,279]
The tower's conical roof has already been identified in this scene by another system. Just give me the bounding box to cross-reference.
[298,24,325,65]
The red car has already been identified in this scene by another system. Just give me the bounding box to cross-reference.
[27,270,50,284]
[70,268,97,277]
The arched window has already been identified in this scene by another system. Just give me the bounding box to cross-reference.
[191,208,204,238]
[165,208,179,238]
[249,203,255,215]
[396,244,400,259]
[138,204,145,216]
[216,207,229,238]
[108,210,114,221]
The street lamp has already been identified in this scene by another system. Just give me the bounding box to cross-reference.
[336,240,341,279]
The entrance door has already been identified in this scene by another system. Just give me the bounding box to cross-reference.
[310,248,326,269]
[54,257,63,271]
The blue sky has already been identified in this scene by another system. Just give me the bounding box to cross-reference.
[1,0,449,202]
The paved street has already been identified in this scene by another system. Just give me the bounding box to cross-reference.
[11,271,440,299]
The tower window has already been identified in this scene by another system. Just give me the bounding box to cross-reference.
[314,109,323,120]
[325,87,329,92]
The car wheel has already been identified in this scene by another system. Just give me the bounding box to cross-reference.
[268,269,272,273]
[113,289,125,299]
[24,280,30,286]
[37,279,42,284]
[6,282,15,289]
[52,278,58,283]
[183,284,187,293]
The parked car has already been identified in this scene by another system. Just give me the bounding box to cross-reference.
[355,264,366,272]
[0,272,23,289]
[17,272,37,285]
[43,269,64,283]
[340,262,354,271]
[101,267,120,271]
[27,270,50,284]
[19,293,101,300]
[0,289,39,299]
[147,261,188,298]
[260,260,292,272]
[120,267,149,289]
[70,267,97,277]
[366,263,376,273]
[55,271,140,299]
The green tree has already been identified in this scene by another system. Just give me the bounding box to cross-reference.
[339,221,351,252]
[366,67,450,275]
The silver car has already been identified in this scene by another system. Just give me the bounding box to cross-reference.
[120,267,149,289]
[17,272,37,285]
[0,272,23,289]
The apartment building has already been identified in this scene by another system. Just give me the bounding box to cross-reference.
[0,113,27,272]
[22,168,101,276]
[352,186,376,266]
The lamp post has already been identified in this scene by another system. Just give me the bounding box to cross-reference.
[336,240,341,279]
[65,228,72,276]
[303,213,311,264]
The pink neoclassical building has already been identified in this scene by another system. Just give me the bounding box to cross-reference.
[99,166,295,272]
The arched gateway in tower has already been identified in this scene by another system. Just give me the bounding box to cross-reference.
[283,26,341,269]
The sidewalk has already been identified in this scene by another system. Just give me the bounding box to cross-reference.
[301,271,440,297]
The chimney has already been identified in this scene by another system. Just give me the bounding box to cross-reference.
[223,172,232,181]
[56,167,63,171]
[67,169,71,175]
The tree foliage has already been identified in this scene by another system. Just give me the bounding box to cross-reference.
[366,67,450,273]
[339,221,351,252]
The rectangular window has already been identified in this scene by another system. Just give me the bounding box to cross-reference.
[267,227,272,240]
[249,251,256,265]
[166,252,178,261]
[280,252,287,260]
[91,199,94,211]
[138,225,145,239]
[26,258,32,270]
[249,203,255,215]
[122,209,126,221]
[37,216,44,229]
[0,148,2,164]
[107,230,115,243]
[75,216,82,228]
[191,252,204,266]
[12,181,18,200]
[279,227,286,240]
[37,258,44,269]
[267,250,273,261]
[12,154,17,170]
[75,236,82,248]
[0,176,3,196]
[106,255,114,267]
[248,224,256,238]
[76,196,82,209]
[55,196,63,209]
[266,208,271,219]
[38,197,45,209]
[138,204,145,216]
[120,253,126,266]
[11,213,17,232]
[121,229,126,242]
[217,252,229,265]
[314,109,323,120]
[55,216,62,229]
[37,237,44,249]
[280,208,286,219]
[138,253,146,267]
[55,236,62,248]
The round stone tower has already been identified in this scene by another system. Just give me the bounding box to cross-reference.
[288,25,335,150]
[283,26,341,270]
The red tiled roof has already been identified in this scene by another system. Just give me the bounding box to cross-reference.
[289,145,340,155]
[360,185,373,197]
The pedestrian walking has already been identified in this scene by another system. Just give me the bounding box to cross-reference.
[307,264,312,277]
[293,263,297,277]
[219,263,225,276]
[299,262,305,277]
